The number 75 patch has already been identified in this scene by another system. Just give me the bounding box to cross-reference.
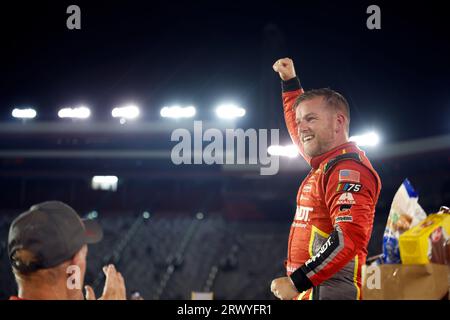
[336,183,362,193]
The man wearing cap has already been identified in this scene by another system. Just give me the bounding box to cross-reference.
[8,200,126,300]
[270,58,381,300]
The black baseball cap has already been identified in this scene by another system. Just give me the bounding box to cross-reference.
[8,201,103,273]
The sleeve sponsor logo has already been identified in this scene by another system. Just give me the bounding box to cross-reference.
[336,192,356,205]
[338,169,360,182]
[335,215,353,223]
[336,183,362,193]
[339,204,352,212]
[305,236,334,267]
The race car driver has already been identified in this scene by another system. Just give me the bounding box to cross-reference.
[270,58,381,300]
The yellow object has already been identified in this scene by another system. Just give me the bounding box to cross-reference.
[399,212,450,264]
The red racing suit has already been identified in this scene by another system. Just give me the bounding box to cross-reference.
[281,78,381,300]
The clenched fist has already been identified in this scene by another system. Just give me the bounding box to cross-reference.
[270,276,299,300]
[272,58,297,81]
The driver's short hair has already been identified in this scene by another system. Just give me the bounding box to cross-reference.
[293,88,350,131]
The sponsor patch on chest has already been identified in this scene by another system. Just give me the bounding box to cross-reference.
[294,206,313,222]
[300,194,310,201]
[303,184,312,193]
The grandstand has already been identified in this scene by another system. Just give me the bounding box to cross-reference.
[0,124,449,299]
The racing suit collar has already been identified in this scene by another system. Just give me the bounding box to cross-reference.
[309,141,359,169]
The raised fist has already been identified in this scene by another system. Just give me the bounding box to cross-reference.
[272,58,296,81]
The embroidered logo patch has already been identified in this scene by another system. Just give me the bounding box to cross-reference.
[339,204,352,211]
[336,216,353,223]
[303,184,312,193]
[339,169,360,182]
[300,195,310,201]
[336,192,356,205]
[295,206,313,222]
[336,183,362,193]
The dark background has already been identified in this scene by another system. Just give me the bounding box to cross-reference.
[1,0,449,140]
[0,0,449,300]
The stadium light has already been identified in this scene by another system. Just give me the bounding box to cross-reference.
[267,144,299,158]
[12,108,37,119]
[58,106,91,119]
[87,211,98,219]
[215,103,246,119]
[112,105,140,120]
[160,105,196,118]
[196,212,204,220]
[349,131,380,147]
[91,175,118,191]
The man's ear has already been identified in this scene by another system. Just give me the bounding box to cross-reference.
[71,245,87,266]
[336,112,346,133]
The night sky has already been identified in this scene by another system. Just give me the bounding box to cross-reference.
[1,0,449,143]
